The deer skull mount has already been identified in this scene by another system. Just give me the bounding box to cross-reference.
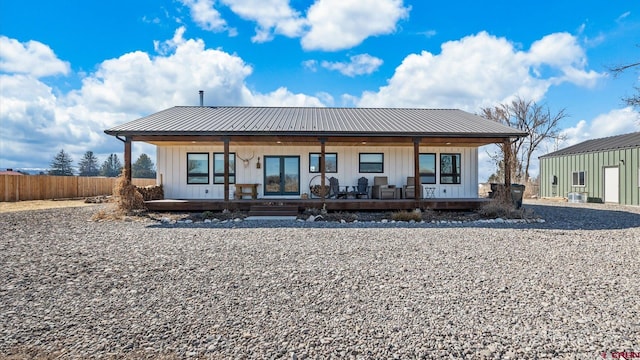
[236,152,255,168]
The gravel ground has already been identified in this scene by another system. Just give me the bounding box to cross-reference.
[1,202,639,359]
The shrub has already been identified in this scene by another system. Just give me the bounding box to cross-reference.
[391,209,422,222]
[113,169,146,212]
[477,186,534,219]
[323,211,358,222]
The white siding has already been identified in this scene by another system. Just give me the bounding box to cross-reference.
[156,145,479,199]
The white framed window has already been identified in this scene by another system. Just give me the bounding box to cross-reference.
[572,171,585,186]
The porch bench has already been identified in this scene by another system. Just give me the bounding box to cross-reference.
[235,183,260,199]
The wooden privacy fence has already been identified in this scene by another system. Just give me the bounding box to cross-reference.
[0,175,156,202]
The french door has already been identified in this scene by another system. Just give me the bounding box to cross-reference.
[264,156,300,195]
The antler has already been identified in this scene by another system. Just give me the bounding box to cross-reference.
[237,152,255,167]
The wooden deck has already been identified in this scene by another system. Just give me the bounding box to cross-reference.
[145,198,490,212]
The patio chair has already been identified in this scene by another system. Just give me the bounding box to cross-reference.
[403,176,421,199]
[353,177,370,199]
[371,176,396,199]
[329,177,348,199]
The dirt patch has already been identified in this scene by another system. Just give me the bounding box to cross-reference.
[0,199,99,213]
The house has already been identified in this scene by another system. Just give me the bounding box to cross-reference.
[105,106,525,211]
[539,131,640,205]
[0,169,24,176]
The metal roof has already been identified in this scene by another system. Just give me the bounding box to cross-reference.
[105,106,525,138]
[540,131,640,158]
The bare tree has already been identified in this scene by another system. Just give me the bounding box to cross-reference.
[482,97,567,183]
[609,60,640,110]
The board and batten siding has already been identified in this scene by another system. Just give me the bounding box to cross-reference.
[156,145,478,199]
[539,146,639,205]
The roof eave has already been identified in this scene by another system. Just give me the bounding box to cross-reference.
[104,130,526,138]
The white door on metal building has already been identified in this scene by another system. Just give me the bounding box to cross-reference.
[604,167,619,203]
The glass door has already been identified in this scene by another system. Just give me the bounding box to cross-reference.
[264,156,300,195]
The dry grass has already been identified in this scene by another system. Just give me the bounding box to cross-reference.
[89,170,148,221]
[391,209,423,222]
[477,187,534,219]
[0,199,97,213]
[113,170,145,212]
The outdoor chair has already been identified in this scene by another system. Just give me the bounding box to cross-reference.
[403,176,421,199]
[371,176,396,199]
[329,177,348,199]
[353,177,370,199]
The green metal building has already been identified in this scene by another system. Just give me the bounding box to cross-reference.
[539,132,640,205]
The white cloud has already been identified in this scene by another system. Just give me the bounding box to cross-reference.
[560,107,640,148]
[302,59,318,72]
[179,0,227,32]
[302,0,409,51]
[221,0,306,42]
[616,11,631,22]
[358,31,605,111]
[526,32,601,87]
[0,36,70,78]
[321,54,383,77]
[248,87,326,106]
[179,0,409,51]
[418,30,437,38]
[0,31,326,170]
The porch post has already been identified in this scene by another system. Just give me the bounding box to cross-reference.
[124,137,132,182]
[319,138,326,202]
[224,137,230,202]
[503,138,512,197]
[413,138,421,201]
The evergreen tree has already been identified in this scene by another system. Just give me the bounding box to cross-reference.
[100,154,123,177]
[78,151,100,176]
[49,149,74,176]
[132,153,156,178]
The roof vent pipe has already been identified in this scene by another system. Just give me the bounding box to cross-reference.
[199,90,204,106]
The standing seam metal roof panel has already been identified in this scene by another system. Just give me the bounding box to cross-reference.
[540,132,640,158]
[105,106,526,136]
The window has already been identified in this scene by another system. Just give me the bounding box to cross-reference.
[359,153,383,173]
[419,153,436,184]
[213,153,236,184]
[572,171,585,186]
[309,153,337,173]
[440,153,461,184]
[187,153,209,184]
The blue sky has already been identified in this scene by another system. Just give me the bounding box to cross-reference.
[1,0,639,181]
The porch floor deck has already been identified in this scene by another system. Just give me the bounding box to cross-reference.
[145,198,490,212]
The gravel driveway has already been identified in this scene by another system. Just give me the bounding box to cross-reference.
[1,202,639,359]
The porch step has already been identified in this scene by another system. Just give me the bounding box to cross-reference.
[248,205,299,217]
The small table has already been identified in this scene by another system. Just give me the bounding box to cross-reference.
[423,186,436,199]
[235,183,259,199]
[395,187,403,199]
